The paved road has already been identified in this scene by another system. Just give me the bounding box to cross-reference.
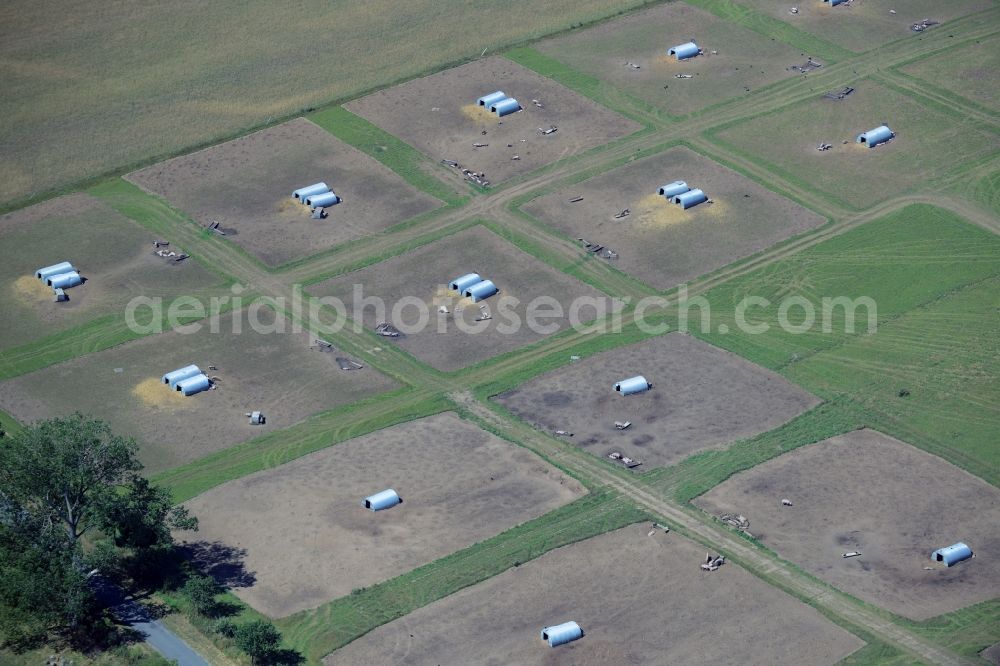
[93,577,209,666]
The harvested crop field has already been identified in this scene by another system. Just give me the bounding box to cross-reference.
[496,333,819,470]
[0,308,396,472]
[179,412,586,617]
[695,429,1000,620]
[127,118,442,267]
[326,523,864,665]
[308,225,617,372]
[713,80,1000,210]
[0,193,219,351]
[345,56,641,186]
[734,0,993,53]
[522,145,824,289]
[535,2,807,116]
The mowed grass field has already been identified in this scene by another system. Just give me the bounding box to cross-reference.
[710,79,1000,210]
[690,204,1000,480]
[732,0,993,53]
[0,0,658,208]
[898,35,1000,113]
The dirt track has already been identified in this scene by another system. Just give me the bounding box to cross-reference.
[326,523,864,665]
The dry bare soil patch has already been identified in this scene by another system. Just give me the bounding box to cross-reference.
[326,523,863,665]
[127,118,441,267]
[536,2,807,116]
[496,333,819,470]
[695,429,1000,620]
[0,308,396,472]
[345,56,641,187]
[523,146,824,290]
[0,193,218,350]
[308,225,617,372]
[180,412,585,617]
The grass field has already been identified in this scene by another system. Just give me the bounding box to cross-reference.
[711,79,1000,210]
[731,0,993,54]
[686,204,1000,482]
[898,35,1000,114]
[3,3,999,663]
[0,0,661,208]
[535,2,808,117]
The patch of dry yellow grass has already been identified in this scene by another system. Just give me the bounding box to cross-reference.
[132,377,192,409]
[11,275,54,304]
[460,103,497,124]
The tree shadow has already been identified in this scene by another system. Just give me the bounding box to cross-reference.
[266,647,306,665]
[178,540,257,589]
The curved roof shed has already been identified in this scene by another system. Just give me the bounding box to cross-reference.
[308,191,340,208]
[449,273,482,292]
[658,181,690,199]
[541,622,583,647]
[363,489,402,511]
[669,42,700,60]
[162,364,202,387]
[931,543,973,567]
[47,272,82,289]
[856,125,894,148]
[674,188,708,209]
[825,0,846,5]
[477,91,507,107]
[492,97,521,117]
[615,375,651,395]
[292,182,329,201]
[176,373,210,396]
[36,261,75,281]
[464,279,498,302]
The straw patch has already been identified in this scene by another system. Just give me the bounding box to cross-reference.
[132,377,192,408]
[11,275,55,304]
[460,103,496,124]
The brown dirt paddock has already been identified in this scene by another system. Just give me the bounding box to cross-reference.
[179,412,585,617]
[127,118,442,267]
[0,308,396,473]
[695,429,1000,620]
[496,333,819,470]
[325,523,864,665]
[345,56,641,187]
[0,193,219,350]
[522,145,824,290]
[307,225,618,372]
[535,2,808,117]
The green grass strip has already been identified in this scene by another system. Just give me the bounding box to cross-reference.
[277,490,648,663]
[686,0,852,62]
[153,390,448,503]
[505,47,666,125]
[648,401,859,504]
[309,107,467,206]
